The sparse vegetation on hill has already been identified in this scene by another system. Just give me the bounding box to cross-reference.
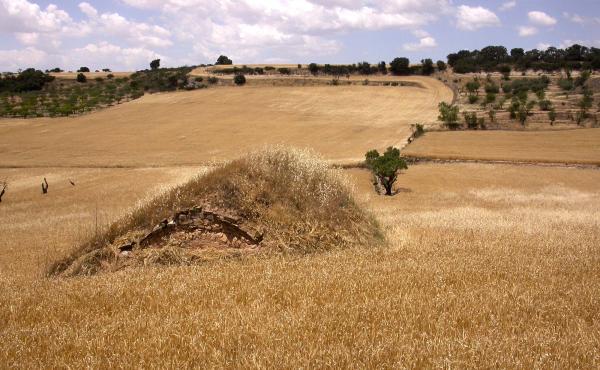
[49,148,382,276]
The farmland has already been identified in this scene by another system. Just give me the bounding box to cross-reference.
[1,65,599,367]
[0,81,451,167]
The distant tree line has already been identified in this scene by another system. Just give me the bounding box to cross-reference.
[448,44,600,73]
[0,68,55,93]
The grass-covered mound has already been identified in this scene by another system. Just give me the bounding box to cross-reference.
[49,147,383,277]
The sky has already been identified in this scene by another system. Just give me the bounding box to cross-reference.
[0,0,599,72]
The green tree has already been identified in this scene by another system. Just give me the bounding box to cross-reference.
[216,55,233,65]
[365,147,408,196]
[421,59,434,75]
[438,102,460,128]
[378,61,387,74]
[436,60,447,71]
[76,73,87,83]
[389,57,410,75]
[150,59,161,70]
[308,63,319,75]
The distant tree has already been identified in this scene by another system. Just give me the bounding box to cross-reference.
[150,59,161,70]
[49,67,63,73]
[357,61,371,75]
[365,147,408,196]
[463,112,478,129]
[216,55,233,65]
[278,67,291,75]
[297,64,302,69]
[438,102,460,128]
[548,108,557,125]
[378,61,387,74]
[436,60,447,71]
[77,67,90,73]
[465,80,481,95]
[389,57,410,75]
[102,68,111,72]
[510,48,525,61]
[233,74,246,85]
[308,63,319,75]
[106,73,114,79]
[76,73,87,83]
[421,59,434,75]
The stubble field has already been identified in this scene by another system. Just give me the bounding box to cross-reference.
[0,81,451,168]
[1,162,599,367]
[403,128,600,165]
[1,78,599,367]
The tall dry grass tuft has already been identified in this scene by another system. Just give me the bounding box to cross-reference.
[49,147,383,276]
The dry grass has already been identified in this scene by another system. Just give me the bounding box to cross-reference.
[0,166,201,279]
[403,128,600,165]
[0,83,451,168]
[1,162,599,367]
[51,148,382,276]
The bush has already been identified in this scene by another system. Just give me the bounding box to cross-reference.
[421,59,434,75]
[207,76,218,84]
[548,109,557,125]
[233,74,246,85]
[77,67,90,73]
[77,73,87,83]
[437,60,447,71]
[468,94,478,104]
[106,74,114,79]
[308,63,319,75]
[194,77,203,82]
[278,68,291,75]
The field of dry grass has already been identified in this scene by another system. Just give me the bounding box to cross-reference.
[403,128,600,165]
[1,161,599,367]
[0,83,450,167]
[49,71,132,80]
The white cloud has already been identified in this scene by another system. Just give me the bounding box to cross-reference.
[536,43,551,51]
[72,42,164,70]
[78,2,98,18]
[518,26,537,37]
[403,36,437,51]
[456,5,501,31]
[528,11,557,26]
[559,39,600,49]
[0,46,47,71]
[499,1,516,11]
[0,0,72,33]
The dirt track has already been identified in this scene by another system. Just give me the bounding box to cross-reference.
[0,81,452,167]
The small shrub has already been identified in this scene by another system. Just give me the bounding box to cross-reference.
[76,73,87,83]
[463,112,478,129]
[278,68,291,75]
[548,109,557,125]
[233,74,246,85]
[468,94,478,104]
[362,79,369,86]
[194,77,203,82]
[208,76,218,84]
[538,100,552,111]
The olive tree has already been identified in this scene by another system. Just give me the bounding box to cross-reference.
[365,147,408,196]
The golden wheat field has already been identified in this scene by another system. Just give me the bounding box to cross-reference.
[0,81,450,168]
[403,128,600,165]
[1,159,599,367]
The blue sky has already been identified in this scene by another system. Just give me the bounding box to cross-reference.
[0,0,598,71]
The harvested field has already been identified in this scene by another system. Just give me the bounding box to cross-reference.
[403,128,600,165]
[1,162,599,367]
[0,166,202,279]
[0,82,451,167]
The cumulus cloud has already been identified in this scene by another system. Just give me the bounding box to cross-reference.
[0,46,48,70]
[518,26,537,37]
[72,42,164,70]
[403,36,437,51]
[499,1,516,11]
[528,11,557,26]
[537,43,551,51]
[456,5,500,31]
